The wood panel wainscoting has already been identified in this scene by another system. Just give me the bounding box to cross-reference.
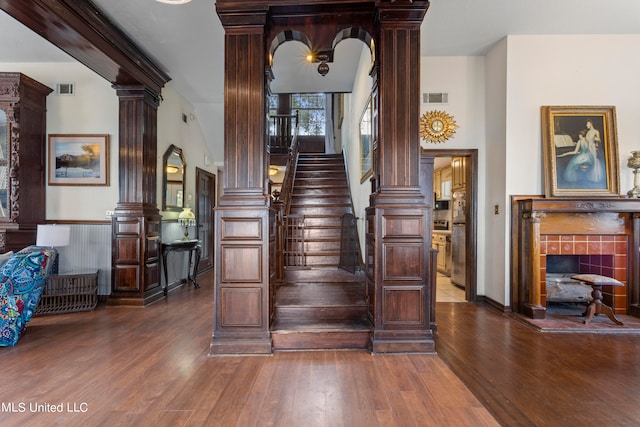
[512,197,640,319]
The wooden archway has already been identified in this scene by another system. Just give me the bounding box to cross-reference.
[213,0,434,354]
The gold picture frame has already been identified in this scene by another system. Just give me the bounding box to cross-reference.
[541,106,619,197]
[48,134,110,186]
[360,96,373,183]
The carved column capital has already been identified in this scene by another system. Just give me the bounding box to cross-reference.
[523,211,546,223]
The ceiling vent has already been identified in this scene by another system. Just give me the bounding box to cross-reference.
[423,92,448,104]
[56,83,75,96]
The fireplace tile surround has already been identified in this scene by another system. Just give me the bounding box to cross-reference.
[540,234,627,312]
[513,197,640,320]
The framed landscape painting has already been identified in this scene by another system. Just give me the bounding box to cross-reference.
[541,106,619,197]
[48,134,110,186]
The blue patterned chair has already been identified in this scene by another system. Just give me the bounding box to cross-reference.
[0,246,57,346]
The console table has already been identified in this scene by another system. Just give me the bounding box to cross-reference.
[161,239,201,295]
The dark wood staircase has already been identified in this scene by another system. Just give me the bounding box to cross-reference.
[271,153,372,350]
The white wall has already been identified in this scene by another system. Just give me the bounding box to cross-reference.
[0,62,220,222]
[157,83,218,220]
[0,62,119,221]
[420,56,488,295]
[343,45,374,254]
[481,34,640,306]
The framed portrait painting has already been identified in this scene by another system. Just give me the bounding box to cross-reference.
[360,96,373,183]
[48,134,110,186]
[541,106,619,197]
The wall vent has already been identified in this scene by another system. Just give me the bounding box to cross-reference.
[423,92,448,104]
[56,83,75,95]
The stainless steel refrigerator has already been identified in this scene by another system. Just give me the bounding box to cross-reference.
[451,190,466,288]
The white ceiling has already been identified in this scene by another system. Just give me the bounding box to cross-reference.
[1,0,639,145]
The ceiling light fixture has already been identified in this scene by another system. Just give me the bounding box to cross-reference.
[155,0,192,4]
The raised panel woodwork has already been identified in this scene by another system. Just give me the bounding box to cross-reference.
[221,245,263,283]
[382,214,424,238]
[221,287,263,327]
[383,243,423,280]
[145,262,160,292]
[114,266,140,291]
[383,287,424,325]
[221,217,263,240]
[116,238,141,263]
[115,220,141,235]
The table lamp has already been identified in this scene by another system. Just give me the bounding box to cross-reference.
[178,207,196,240]
[36,224,71,274]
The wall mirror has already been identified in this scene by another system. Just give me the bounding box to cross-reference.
[162,144,185,211]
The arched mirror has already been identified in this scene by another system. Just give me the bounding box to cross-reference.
[162,144,186,211]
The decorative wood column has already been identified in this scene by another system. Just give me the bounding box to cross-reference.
[370,1,434,353]
[522,211,546,319]
[109,86,163,306]
[211,5,272,355]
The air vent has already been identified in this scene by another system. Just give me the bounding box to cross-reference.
[423,92,448,104]
[56,83,75,96]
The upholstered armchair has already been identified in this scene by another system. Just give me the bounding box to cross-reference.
[0,246,57,346]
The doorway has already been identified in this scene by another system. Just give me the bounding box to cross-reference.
[196,167,216,273]
[423,148,478,303]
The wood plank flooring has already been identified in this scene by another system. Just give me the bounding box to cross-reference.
[435,301,640,426]
[4,270,640,426]
[0,270,496,427]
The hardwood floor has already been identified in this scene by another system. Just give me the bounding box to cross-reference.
[0,270,496,427]
[435,302,640,426]
[4,270,640,426]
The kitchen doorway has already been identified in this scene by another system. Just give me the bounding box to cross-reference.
[423,148,478,303]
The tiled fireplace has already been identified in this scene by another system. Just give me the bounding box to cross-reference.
[513,197,640,319]
[540,234,628,313]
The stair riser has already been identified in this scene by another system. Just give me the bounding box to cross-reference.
[289,207,352,216]
[275,306,368,320]
[290,198,351,206]
[284,269,363,282]
[271,331,371,350]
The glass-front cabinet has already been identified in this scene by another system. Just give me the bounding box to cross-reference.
[0,109,7,219]
[0,73,52,251]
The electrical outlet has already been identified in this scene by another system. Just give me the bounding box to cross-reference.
[494,205,500,215]
[105,210,114,219]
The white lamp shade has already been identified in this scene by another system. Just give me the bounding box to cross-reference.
[36,224,71,247]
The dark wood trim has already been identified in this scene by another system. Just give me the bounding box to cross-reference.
[477,295,511,313]
[0,0,170,94]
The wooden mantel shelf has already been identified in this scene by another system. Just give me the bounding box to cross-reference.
[519,197,640,213]
[512,196,640,320]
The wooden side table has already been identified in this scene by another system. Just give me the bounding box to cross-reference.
[571,274,624,325]
[161,239,201,296]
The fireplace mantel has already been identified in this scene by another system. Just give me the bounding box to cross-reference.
[512,196,640,319]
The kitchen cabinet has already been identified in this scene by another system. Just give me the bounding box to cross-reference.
[452,156,467,190]
[432,233,450,275]
[434,166,452,200]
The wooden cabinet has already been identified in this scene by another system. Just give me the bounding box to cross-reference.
[432,233,450,274]
[0,73,52,252]
[434,166,452,200]
[452,156,467,190]
[433,168,442,199]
